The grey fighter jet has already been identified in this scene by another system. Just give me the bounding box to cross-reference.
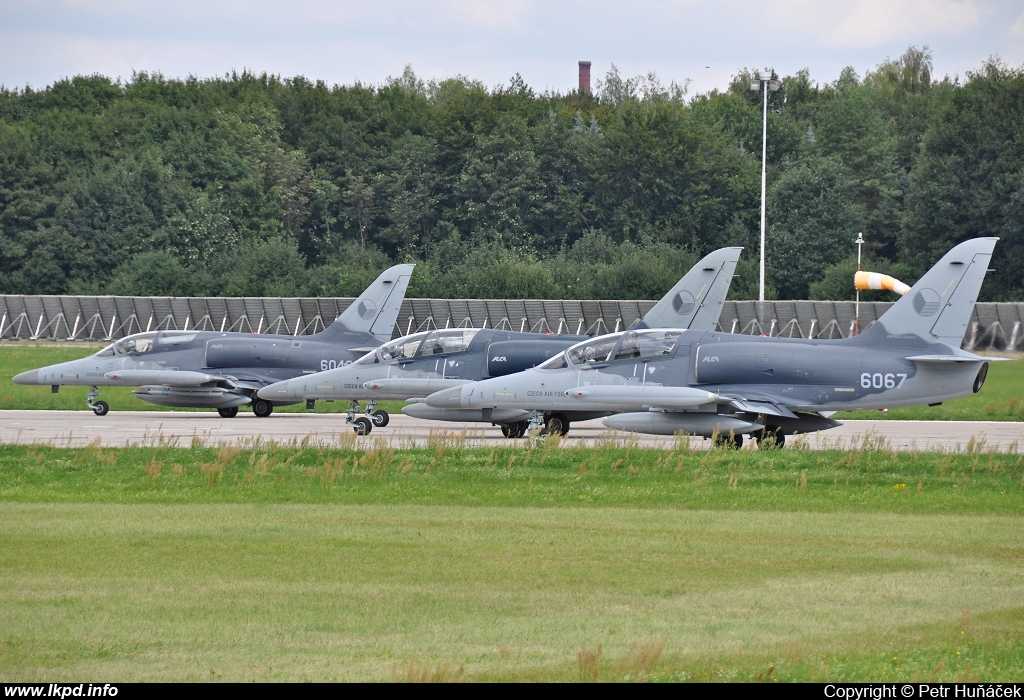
[257,247,742,436]
[13,264,415,417]
[425,238,1001,447]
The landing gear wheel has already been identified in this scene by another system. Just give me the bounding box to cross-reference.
[517,421,530,437]
[370,410,389,427]
[218,407,239,418]
[252,399,273,418]
[544,413,570,437]
[714,432,743,449]
[754,427,785,449]
[91,401,109,417]
[352,416,372,435]
[500,423,521,439]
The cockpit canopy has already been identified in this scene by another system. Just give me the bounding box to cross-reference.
[539,329,684,370]
[95,331,198,357]
[355,329,481,365]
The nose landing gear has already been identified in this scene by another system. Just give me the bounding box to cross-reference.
[86,386,109,416]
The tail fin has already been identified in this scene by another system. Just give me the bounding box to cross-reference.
[323,264,415,342]
[633,247,742,331]
[862,238,997,347]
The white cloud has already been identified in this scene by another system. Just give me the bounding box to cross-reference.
[1009,12,1024,39]
[438,0,537,29]
[767,0,985,47]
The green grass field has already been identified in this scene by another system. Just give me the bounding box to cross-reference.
[1,440,1023,682]
[1,342,1020,420]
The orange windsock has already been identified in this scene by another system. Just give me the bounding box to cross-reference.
[854,271,911,296]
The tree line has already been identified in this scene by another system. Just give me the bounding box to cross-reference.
[1,47,1022,301]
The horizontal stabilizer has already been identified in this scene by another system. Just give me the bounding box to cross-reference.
[904,354,1003,364]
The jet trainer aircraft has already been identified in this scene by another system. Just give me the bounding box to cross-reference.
[424,238,1001,447]
[257,247,742,436]
[13,264,415,418]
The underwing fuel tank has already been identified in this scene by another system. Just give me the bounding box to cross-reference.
[363,378,471,397]
[132,387,251,409]
[105,370,223,386]
[603,412,762,437]
[567,385,716,409]
[401,403,531,424]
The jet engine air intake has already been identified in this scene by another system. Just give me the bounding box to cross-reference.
[486,340,571,377]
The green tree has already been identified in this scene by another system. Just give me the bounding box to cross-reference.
[766,158,865,298]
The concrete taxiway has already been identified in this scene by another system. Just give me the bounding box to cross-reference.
[0,410,1021,451]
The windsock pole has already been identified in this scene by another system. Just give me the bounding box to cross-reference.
[854,233,864,335]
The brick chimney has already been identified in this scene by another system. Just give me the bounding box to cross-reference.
[578,61,591,95]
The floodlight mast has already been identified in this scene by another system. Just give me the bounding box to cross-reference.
[750,73,781,302]
[855,232,864,335]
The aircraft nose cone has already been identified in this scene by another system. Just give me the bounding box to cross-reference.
[12,369,40,385]
[425,386,466,408]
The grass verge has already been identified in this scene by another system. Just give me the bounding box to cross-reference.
[0,440,1023,681]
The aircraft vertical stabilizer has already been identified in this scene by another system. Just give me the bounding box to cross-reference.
[633,247,742,331]
[325,264,415,342]
[864,238,997,347]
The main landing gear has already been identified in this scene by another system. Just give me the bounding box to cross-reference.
[753,426,786,449]
[346,400,389,435]
[499,421,530,439]
[252,398,274,417]
[218,407,239,418]
[713,432,743,449]
[501,412,571,439]
[543,413,571,437]
[87,386,109,416]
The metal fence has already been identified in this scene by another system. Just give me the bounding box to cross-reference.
[2,295,1023,351]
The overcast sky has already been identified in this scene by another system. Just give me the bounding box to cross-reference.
[2,0,1022,97]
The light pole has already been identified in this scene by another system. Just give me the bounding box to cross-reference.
[854,232,864,335]
[750,72,781,302]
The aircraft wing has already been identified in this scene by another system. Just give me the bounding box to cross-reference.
[721,395,799,419]
[562,384,799,417]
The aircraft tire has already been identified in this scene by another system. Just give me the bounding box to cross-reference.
[371,410,390,427]
[545,413,570,437]
[500,423,520,439]
[91,401,109,417]
[252,399,273,418]
[714,432,743,449]
[517,421,530,437]
[218,407,239,418]
[352,416,372,435]
[754,427,785,449]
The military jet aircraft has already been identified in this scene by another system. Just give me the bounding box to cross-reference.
[13,264,414,418]
[257,247,742,436]
[424,238,1000,447]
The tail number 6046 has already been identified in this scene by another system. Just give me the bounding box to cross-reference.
[861,372,907,389]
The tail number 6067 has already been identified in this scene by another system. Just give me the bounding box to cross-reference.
[861,372,907,389]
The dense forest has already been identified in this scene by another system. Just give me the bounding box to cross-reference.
[1,47,1022,301]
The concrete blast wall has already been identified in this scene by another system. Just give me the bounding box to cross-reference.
[2,296,1022,351]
